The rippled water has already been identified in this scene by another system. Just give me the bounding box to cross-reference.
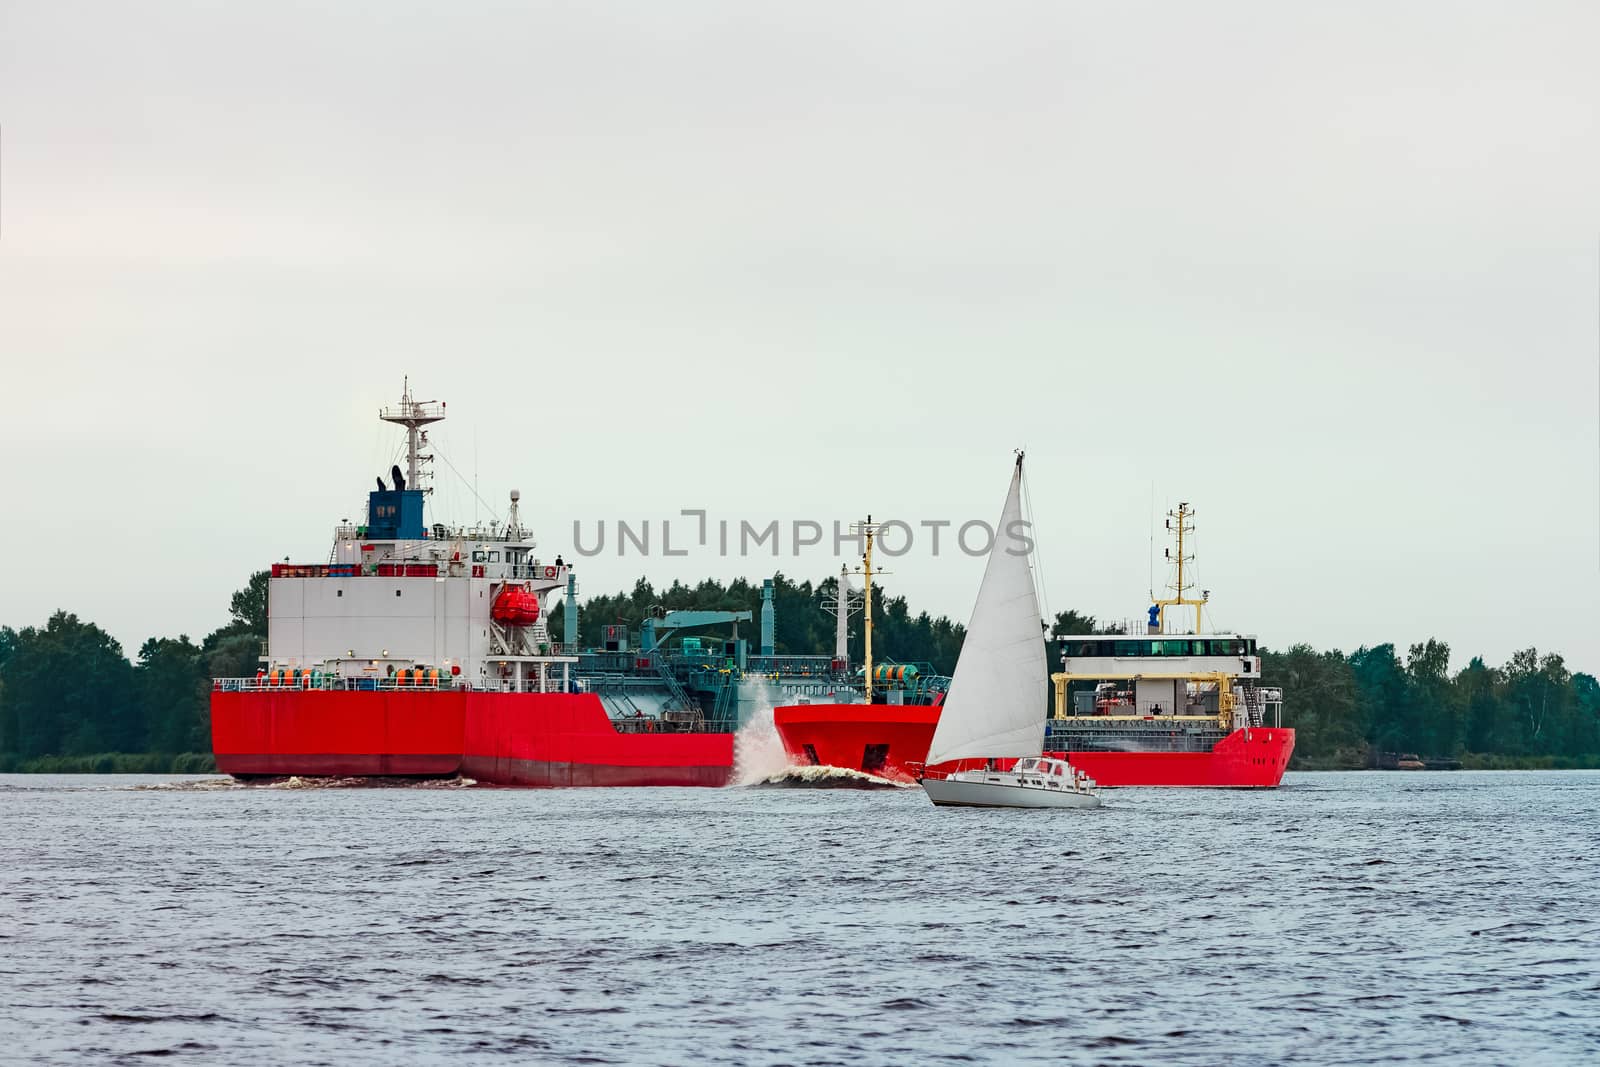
[2,771,1596,1065]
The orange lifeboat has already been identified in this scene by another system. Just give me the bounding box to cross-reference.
[491,586,540,627]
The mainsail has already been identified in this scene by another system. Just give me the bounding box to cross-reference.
[924,454,1048,766]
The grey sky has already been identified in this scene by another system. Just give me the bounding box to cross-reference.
[1,1,1596,672]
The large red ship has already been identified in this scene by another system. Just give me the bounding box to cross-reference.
[774,503,1295,786]
[210,386,733,786]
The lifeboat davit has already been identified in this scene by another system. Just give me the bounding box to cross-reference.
[491,586,540,627]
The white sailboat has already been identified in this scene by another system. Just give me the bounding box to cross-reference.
[920,453,1100,810]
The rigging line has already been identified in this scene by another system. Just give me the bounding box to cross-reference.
[1188,523,1203,632]
[1148,481,1155,602]
[1192,557,1215,634]
[369,422,390,494]
[434,443,501,518]
[1020,456,1052,632]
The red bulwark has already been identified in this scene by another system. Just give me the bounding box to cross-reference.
[211,691,733,787]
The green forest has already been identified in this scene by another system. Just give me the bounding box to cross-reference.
[2,571,1595,772]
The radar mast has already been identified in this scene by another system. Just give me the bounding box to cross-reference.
[379,377,445,493]
[1152,502,1207,634]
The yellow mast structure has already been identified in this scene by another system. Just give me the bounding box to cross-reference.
[852,516,882,702]
[1151,502,1207,634]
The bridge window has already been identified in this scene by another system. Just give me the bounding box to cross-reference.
[1079,638,1257,657]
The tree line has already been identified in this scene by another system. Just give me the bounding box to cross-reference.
[1,570,1594,771]
[556,582,1599,769]
[0,572,266,772]
[1258,640,1598,769]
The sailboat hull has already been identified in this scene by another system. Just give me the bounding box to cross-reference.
[921,773,1101,809]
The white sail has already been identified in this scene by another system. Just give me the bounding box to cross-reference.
[924,455,1048,766]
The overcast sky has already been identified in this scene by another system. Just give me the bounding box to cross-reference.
[2,1,1596,672]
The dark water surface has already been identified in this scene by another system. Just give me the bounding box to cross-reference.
[2,771,1596,1065]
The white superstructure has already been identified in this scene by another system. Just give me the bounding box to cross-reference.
[263,384,577,692]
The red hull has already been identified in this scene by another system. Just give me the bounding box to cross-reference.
[211,690,733,787]
[1044,727,1294,787]
[773,702,1295,787]
[772,703,940,782]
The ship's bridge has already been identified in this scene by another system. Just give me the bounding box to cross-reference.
[325,527,567,587]
[1058,633,1261,680]
[1052,632,1272,728]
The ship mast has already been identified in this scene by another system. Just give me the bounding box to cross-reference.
[378,377,446,493]
[819,564,861,668]
[851,516,884,701]
[1152,502,1207,634]
[835,566,850,663]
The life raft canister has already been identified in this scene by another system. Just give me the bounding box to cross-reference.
[490,586,540,628]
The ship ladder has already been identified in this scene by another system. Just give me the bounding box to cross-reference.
[654,661,698,721]
[711,671,738,729]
